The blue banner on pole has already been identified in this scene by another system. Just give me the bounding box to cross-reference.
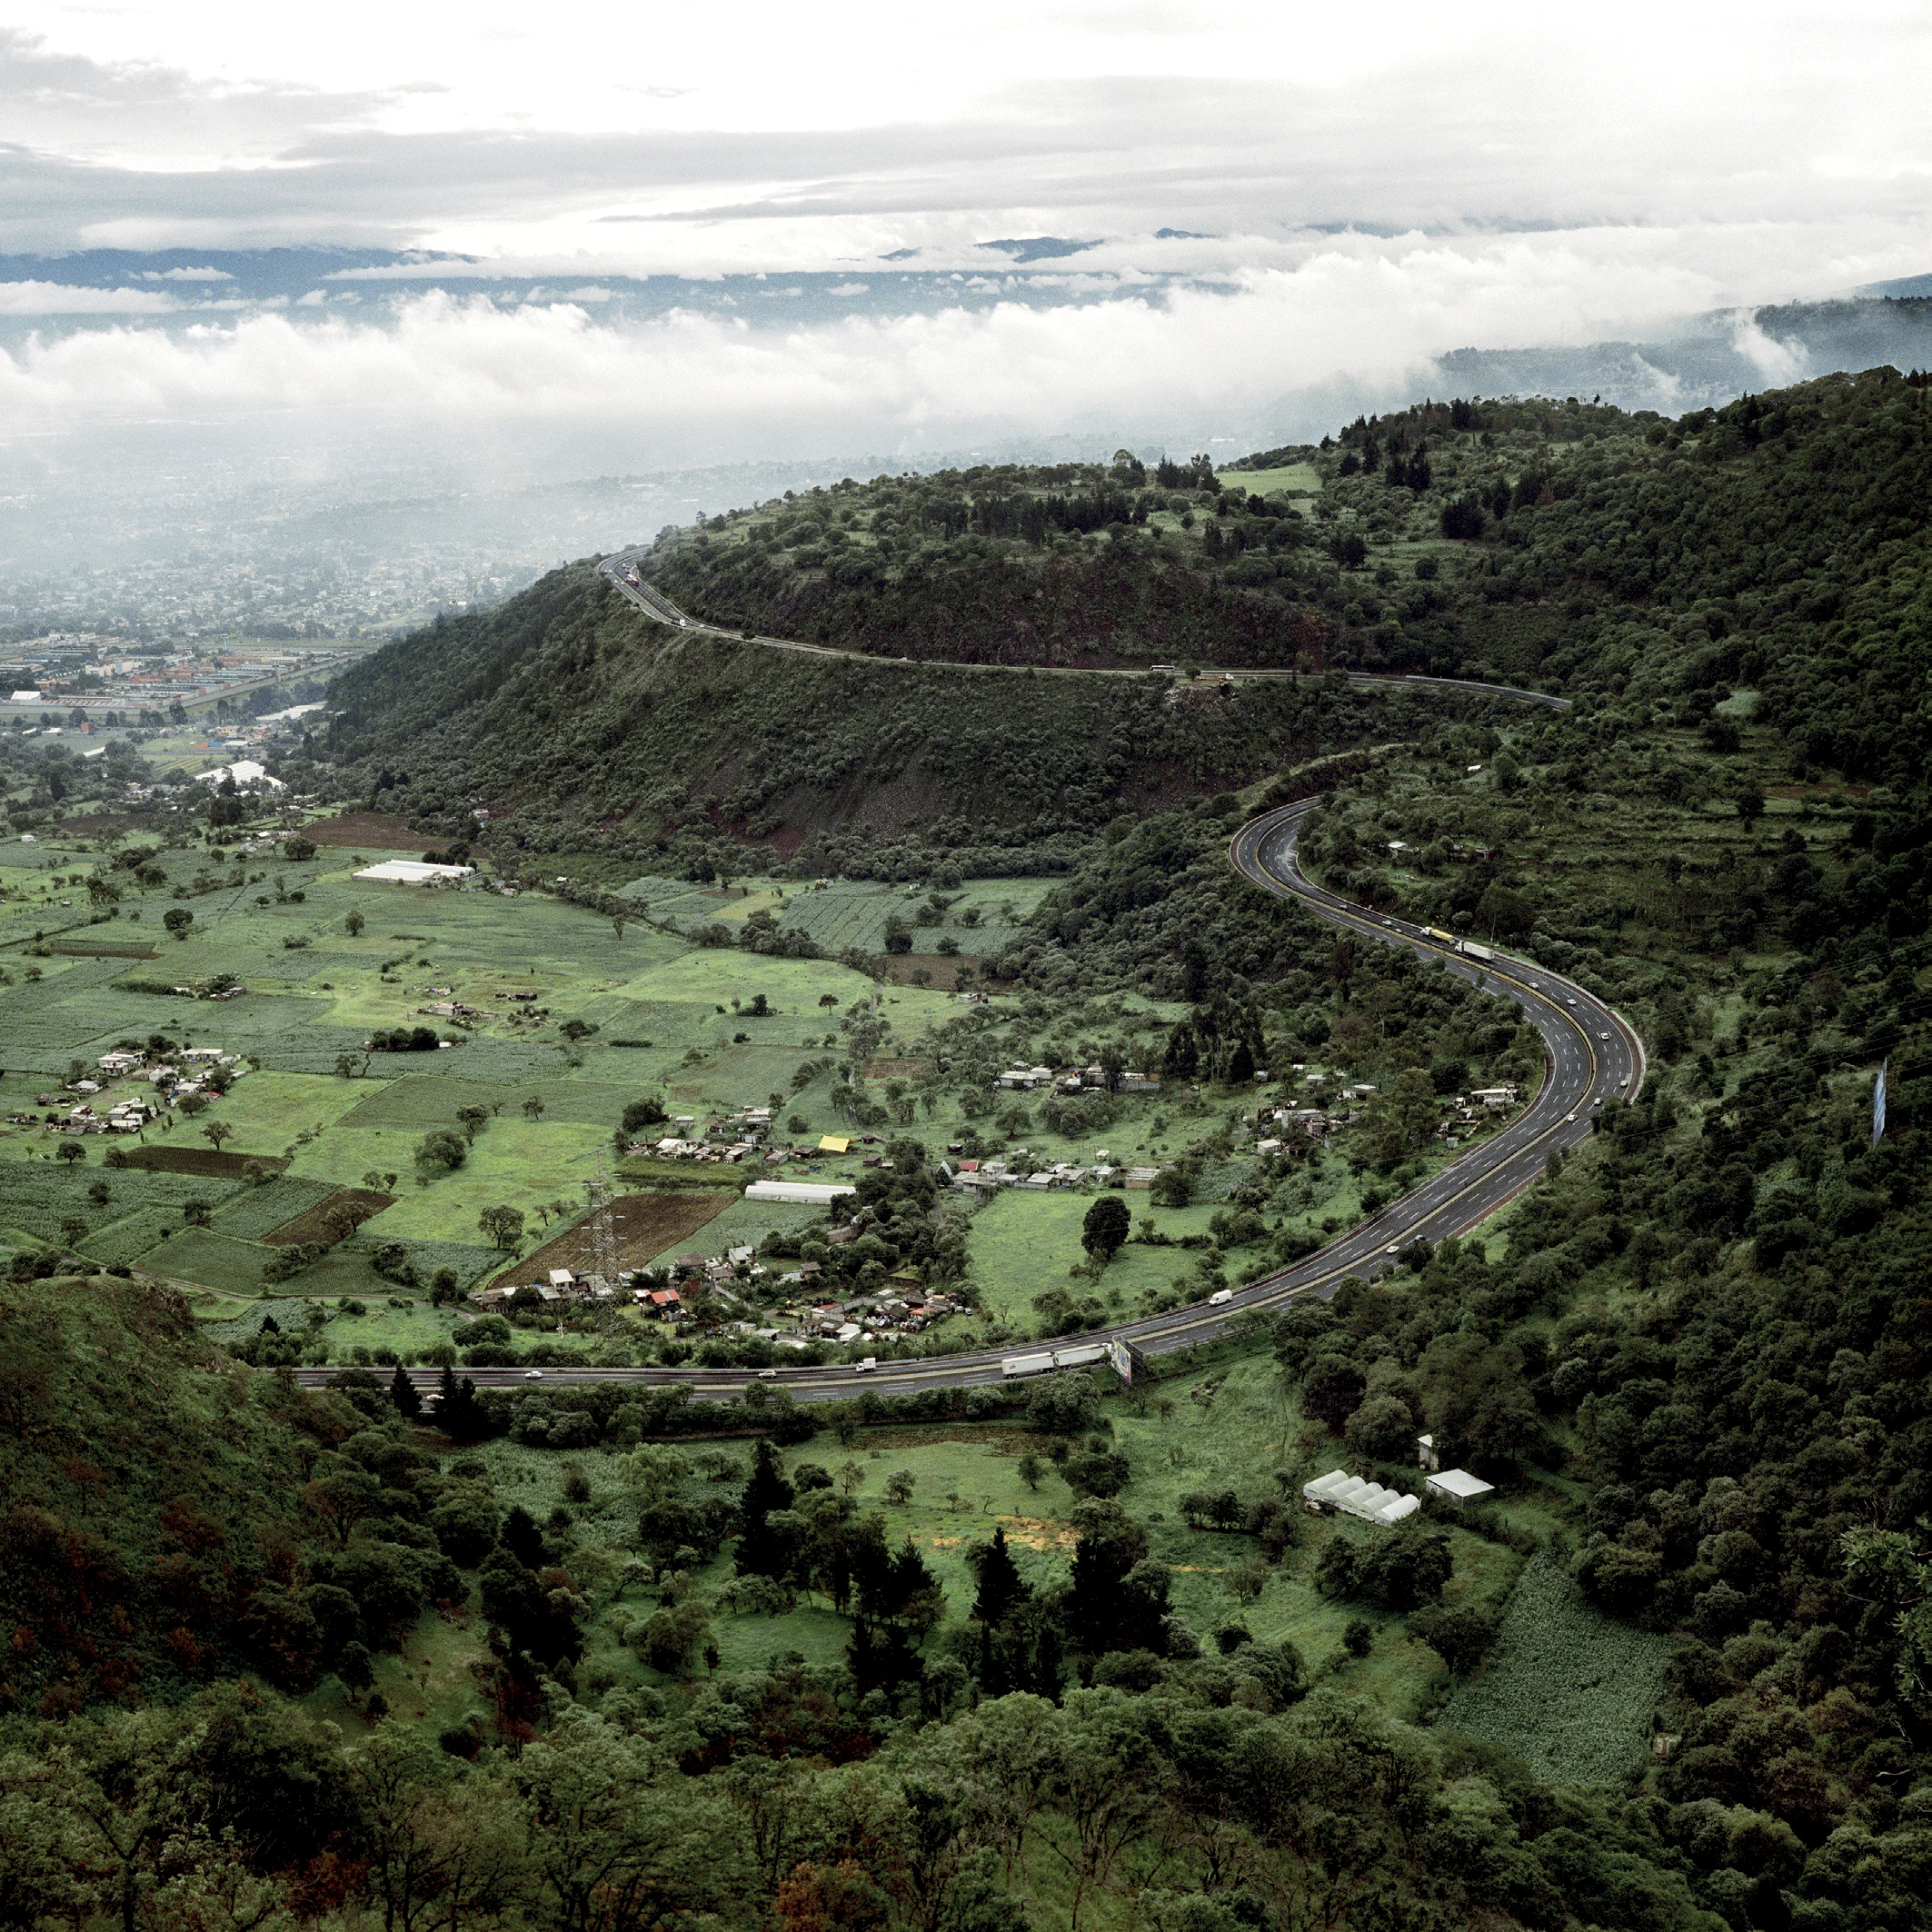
[1873,1060,1888,1149]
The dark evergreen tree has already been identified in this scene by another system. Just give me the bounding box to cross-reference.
[735,1438,797,1578]
[1081,1194,1131,1260]
[1162,1021,1199,1079]
[431,1366,491,1443]
[500,1503,545,1571]
[388,1363,421,1419]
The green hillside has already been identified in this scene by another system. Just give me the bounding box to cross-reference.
[323,587,1509,876]
[320,371,1931,873]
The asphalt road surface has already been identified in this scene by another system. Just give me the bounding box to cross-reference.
[293,783,1642,1404]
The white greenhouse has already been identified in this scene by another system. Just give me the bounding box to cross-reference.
[1302,1469,1421,1525]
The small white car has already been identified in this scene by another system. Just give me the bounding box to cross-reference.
[523,1369,543,1380]
[1386,1243,1400,1255]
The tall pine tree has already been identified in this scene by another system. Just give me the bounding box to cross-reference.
[735,1439,796,1578]
[390,1362,422,1419]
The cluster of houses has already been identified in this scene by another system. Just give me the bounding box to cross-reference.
[15,1044,247,1134]
[171,979,246,1002]
[416,997,483,1021]
[778,1282,961,1346]
[1250,1072,1374,1149]
[488,991,548,1018]
[943,1152,1164,1197]
[1249,1074,1520,1156]
[1419,1086,1523,1150]
[469,1236,962,1351]
[994,1063,1161,1094]
[631,1107,857,1169]
[107,1043,246,1100]
[9,1094,158,1135]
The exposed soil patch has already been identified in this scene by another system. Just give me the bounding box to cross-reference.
[298,812,451,851]
[51,942,159,960]
[992,1515,1080,1552]
[863,1057,933,1080]
[118,1146,289,1179]
[872,953,967,990]
[264,1188,395,1247]
[513,1191,732,1281]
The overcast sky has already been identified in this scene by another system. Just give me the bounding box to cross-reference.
[4,1,1932,490]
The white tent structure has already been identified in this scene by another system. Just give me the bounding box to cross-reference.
[744,1180,856,1206]
[1302,1469,1420,1525]
[193,760,284,791]
[353,860,473,884]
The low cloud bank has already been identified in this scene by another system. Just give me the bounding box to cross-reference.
[0,231,1790,472]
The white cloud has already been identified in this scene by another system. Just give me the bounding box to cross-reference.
[1728,314,1811,386]
[5,6,1932,277]
[2,1,1930,513]
[0,281,176,314]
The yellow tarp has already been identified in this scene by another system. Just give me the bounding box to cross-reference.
[817,1135,851,1154]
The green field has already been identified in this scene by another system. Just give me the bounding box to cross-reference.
[612,871,1058,961]
[1439,1553,1674,1782]
[1221,463,1322,496]
[353,1355,1528,1739]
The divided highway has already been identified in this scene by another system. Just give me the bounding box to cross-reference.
[291,760,1643,1405]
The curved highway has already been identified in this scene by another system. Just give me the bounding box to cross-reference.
[593,552,1570,712]
[292,794,1642,1404]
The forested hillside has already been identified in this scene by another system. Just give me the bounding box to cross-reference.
[324,586,1494,876]
[320,368,1931,864]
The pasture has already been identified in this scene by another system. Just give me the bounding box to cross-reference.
[1222,463,1322,497]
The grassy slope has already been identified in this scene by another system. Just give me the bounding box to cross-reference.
[320,559,1522,870]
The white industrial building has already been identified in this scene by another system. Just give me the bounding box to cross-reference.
[1427,1469,1496,1505]
[193,760,284,791]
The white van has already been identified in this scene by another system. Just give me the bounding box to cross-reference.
[1208,1289,1234,1307]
